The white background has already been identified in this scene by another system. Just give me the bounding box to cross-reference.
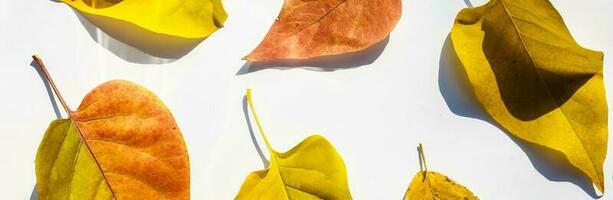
[1,0,612,199]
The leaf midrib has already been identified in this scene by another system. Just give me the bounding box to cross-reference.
[290,0,348,34]
[269,157,328,199]
[69,118,119,199]
[498,0,599,180]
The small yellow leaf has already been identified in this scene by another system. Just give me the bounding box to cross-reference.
[33,56,190,199]
[405,144,478,200]
[450,0,607,192]
[235,89,352,200]
[405,171,478,200]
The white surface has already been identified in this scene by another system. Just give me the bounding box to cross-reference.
[1,0,612,199]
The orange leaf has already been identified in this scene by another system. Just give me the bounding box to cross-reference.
[245,0,402,61]
[33,56,189,199]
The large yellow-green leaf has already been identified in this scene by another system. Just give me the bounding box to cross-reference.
[404,144,478,200]
[450,0,606,192]
[235,89,352,200]
[33,56,190,199]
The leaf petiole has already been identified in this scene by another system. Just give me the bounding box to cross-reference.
[31,55,73,115]
[31,55,118,198]
[246,89,276,161]
[418,143,428,172]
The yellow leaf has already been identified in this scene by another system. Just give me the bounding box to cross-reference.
[64,0,227,39]
[61,0,227,57]
[405,144,478,200]
[33,56,190,199]
[450,0,606,192]
[235,89,352,200]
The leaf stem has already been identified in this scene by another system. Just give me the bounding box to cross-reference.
[31,55,117,198]
[31,55,73,115]
[419,143,428,172]
[246,89,276,160]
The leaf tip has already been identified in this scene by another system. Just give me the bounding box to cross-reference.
[596,180,605,195]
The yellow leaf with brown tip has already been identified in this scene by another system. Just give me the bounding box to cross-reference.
[450,0,607,192]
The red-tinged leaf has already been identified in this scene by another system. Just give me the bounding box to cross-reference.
[245,0,402,61]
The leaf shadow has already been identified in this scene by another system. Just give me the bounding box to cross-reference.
[236,37,390,75]
[463,0,473,8]
[480,23,592,121]
[71,10,201,64]
[438,34,600,198]
[401,146,425,199]
[242,96,270,168]
[30,185,38,200]
[417,145,424,171]
[437,35,486,122]
[30,60,62,118]
[29,59,56,199]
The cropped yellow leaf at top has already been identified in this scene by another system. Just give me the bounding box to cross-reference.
[32,56,190,199]
[62,0,227,57]
[450,0,607,192]
[64,0,227,39]
[235,89,352,199]
[244,0,402,61]
[405,144,478,200]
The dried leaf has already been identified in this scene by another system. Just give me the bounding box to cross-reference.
[450,0,606,192]
[33,56,189,199]
[244,0,402,61]
[405,144,478,200]
[235,89,352,199]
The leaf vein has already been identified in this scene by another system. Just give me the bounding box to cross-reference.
[499,0,599,180]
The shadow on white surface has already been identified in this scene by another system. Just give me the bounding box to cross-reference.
[28,60,54,200]
[438,34,600,198]
[30,60,62,118]
[242,96,270,168]
[417,145,424,171]
[463,0,474,8]
[72,10,190,64]
[30,185,38,200]
[437,35,485,121]
[510,137,601,199]
[236,37,390,75]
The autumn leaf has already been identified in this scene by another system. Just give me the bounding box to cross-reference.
[405,144,478,200]
[61,0,227,57]
[244,0,402,61]
[32,56,190,199]
[63,0,226,39]
[450,0,606,192]
[235,89,352,199]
